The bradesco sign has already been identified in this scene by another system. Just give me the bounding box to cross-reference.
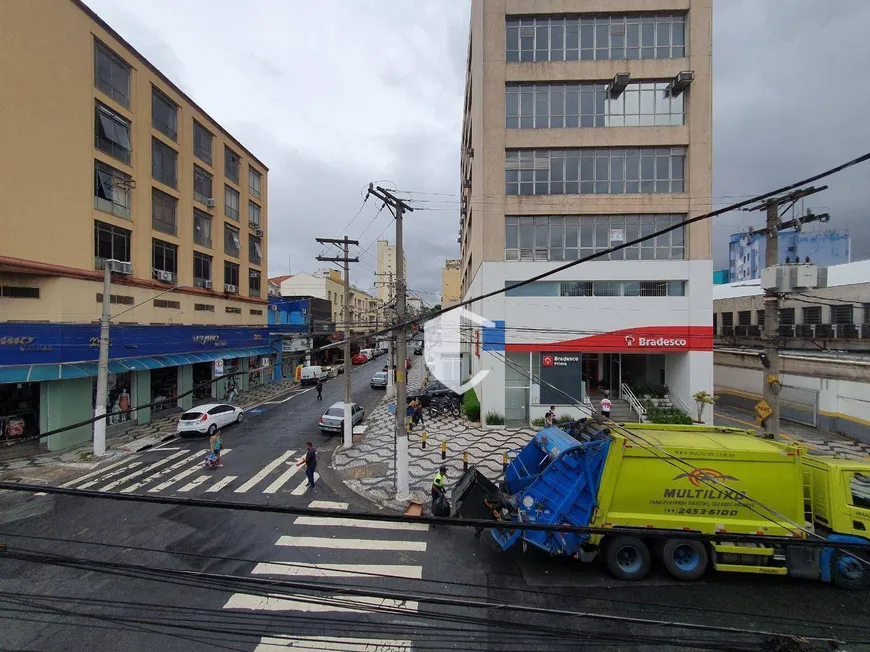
[623,335,687,348]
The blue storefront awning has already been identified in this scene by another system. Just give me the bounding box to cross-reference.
[0,346,278,384]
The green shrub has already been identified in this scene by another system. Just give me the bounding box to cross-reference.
[530,417,546,427]
[485,410,505,426]
[556,414,574,424]
[633,383,669,399]
[641,400,693,425]
[463,387,481,422]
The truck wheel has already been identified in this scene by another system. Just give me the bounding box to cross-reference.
[605,536,652,581]
[832,550,870,590]
[661,539,708,581]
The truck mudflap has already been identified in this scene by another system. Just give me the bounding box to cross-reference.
[497,431,611,555]
[820,533,870,589]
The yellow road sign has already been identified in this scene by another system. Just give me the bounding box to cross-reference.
[755,400,773,421]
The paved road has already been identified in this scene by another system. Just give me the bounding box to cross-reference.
[2,357,870,651]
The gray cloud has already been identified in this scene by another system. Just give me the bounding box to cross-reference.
[83,0,870,297]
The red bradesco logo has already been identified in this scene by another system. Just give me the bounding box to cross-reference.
[542,355,554,367]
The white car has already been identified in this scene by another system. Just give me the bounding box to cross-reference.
[319,401,365,435]
[177,403,244,436]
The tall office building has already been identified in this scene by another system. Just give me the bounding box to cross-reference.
[460,0,713,423]
[375,239,408,306]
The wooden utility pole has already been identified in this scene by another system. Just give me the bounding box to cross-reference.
[367,184,414,500]
[743,186,829,439]
[316,236,359,449]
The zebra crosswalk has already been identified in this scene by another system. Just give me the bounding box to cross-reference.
[223,499,426,651]
[61,447,318,497]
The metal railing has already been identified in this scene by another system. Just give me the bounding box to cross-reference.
[620,383,647,422]
[668,390,694,418]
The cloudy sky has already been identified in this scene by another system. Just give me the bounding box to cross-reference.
[85,0,870,300]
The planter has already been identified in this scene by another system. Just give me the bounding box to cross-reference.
[483,423,505,430]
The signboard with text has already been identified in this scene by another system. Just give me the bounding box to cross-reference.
[506,326,713,353]
[539,352,584,405]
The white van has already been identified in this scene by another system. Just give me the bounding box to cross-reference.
[300,366,328,385]
[360,348,377,360]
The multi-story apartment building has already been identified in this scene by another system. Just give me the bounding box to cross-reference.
[459,0,713,424]
[375,240,408,306]
[0,0,274,450]
[442,259,462,307]
[728,230,850,282]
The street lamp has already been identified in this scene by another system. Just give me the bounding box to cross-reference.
[92,260,182,456]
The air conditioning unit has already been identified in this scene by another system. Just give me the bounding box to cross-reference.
[607,72,631,98]
[815,324,834,338]
[224,283,238,293]
[778,324,795,338]
[106,260,132,275]
[203,280,212,289]
[255,228,264,237]
[795,324,814,338]
[748,325,761,337]
[205,198,216,208]
[155,270,173,283]
[837,324,859,339]
[722,325,734,337]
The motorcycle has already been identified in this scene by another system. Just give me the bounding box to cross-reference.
[427,395,461,418]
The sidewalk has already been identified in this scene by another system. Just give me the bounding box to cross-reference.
[714,404,870,461]
[0,378,305,476]
[332,361,532,511]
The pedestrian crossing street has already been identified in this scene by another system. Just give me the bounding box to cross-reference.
[225,499,425,652]
[60,447,322,497]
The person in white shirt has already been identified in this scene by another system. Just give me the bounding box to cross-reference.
[600,394,612,419]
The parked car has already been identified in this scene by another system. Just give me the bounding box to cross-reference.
[360,348,378,360]
[300,366,328,385]
[177,403,244,436]
[319,401,365,435]
[352,353,368,365]
[381,358,412,373]
[407,381,461,407]
[370,371,388,389]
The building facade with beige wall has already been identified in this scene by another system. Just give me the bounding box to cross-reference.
[275,271,382,336]
[442,259,462,307]
[459,0,713,424]
[0,0,275,450]
[375,240,408,306]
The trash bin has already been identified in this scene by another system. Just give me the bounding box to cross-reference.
[450,467,506,519]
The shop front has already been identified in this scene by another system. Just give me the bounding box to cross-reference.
[0,381,39,441]
[192,362,213,400]
[91,371,135,427]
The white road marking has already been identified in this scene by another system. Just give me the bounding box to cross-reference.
[292,516,428,532]
[253,561,421,579]
[98,450,189,492]
[151,446,182,451]
[263,464,302,494]
[224,593,418,614]
[275,537,426,552]
[205,475,238,492]
[61,457,139,488]
[77,461,144,489]
[118,450,207,493]
[255,636,411,651]
[234,451,296,493]
[33,492,48,496]
[148,450,231,493]
[265,388,312,404]
[289,472,320,496]
[178,475,211,493]
[307,500,347,510]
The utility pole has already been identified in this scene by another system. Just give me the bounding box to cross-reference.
[316,236,359,449]
[743,186,829,439]
[93,262,113,456]
[367,184,414,500]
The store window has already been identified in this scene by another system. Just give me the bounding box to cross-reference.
[92,372,134,425]
[0,383,40,440]
[151,367,179,413]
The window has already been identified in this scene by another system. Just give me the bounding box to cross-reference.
[194,303,214,312]
[505,14,685,63]
[849,473,870,510]
[249,201,261,227]
[249,236,263,265]
[506,148,685,195]
[226,306,242,314]
[721,312,734,327]
[96,293,134,305]
[225,186,240,221]
[152,239,178,281]
[505,280,685,297]
[249,269,261,297]
[94,161,131,219]
[224,262,240,291]
[193,166,213,205]
[193,121,213,165]
[193,252,212,288]
[152,138,178,188]
[779,308,795,325]
[154,299,181,309]
[506,82,684,130]
[713,313,717,334]
[0,286,39,299]
[150,188,178,236]
[250,309,263,316]
[94,221,131,264]
[225,224,241,257]
[225,147,240,184]
[249,168,262,198]
[94,104,131,163]
[505,214,684,262]
[832,304,854,325]
[194,209,212,248]
[864,304,870,325]
[738,311,752,326]
[802,306,822,325]
[151,87,177,140]
[94,40,130,107]
[757,310,765,328]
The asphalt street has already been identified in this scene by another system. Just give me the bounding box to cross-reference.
[1,356,869,651]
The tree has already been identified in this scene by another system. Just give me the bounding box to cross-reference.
[693,390,719,424]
